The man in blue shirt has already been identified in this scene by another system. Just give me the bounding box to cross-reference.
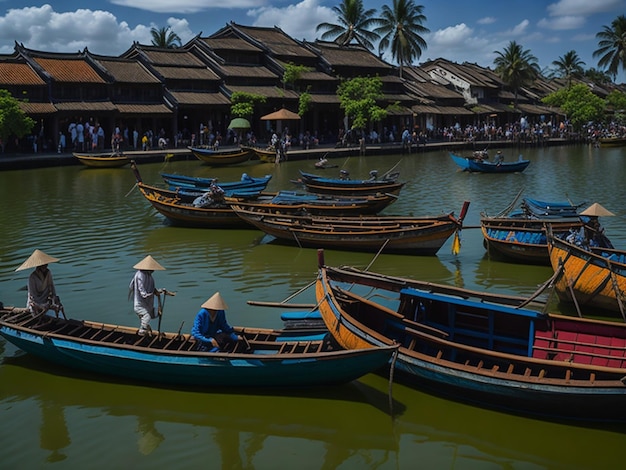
[191,292,241,352]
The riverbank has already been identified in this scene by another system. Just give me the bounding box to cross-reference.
[0,137,574,170]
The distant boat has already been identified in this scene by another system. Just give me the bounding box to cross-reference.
[599,136,626,147]
[74,152,130,168]
[188,146,252,166]
[0,305,397,388]
[161,172,272,192]
[316,261,626,422]
[450,152,530,173]
[297,170,405,196]
[243,146,279,163]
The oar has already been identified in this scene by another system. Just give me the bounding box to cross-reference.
[156,289,176,333]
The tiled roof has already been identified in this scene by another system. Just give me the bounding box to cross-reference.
[54,101,117,111]
[97,59,161,84]
[18,102,57,114]
[142,49,205,67]
[116,103,172,114]
[312,41,391,70]
[219,64,278,79]
[309,94,340,104]
[34,57,106,83]
[224,85,299,99]
[0,62,45,85]
[168,91,231,106]
[233,24,316,58]
[202,37,262,53]
[153,66,220,81]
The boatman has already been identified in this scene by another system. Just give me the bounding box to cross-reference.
[129,255,165,336]
[15,249,63,317]
[191,292,241,352]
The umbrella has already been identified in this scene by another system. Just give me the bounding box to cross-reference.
[228,118,251,129]
[260,108,301,121]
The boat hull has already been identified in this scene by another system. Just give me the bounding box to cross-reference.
[450,152,530,173]
[189,147,252,165]
[74,153,131,168]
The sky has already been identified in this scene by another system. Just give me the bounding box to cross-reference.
[0,0,624,83]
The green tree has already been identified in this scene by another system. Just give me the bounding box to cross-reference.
[542,83,605,130]
[150,26,182,48]
[593,14,626,80]
[283,63,311,91]
[337,76,387,134]
[0,89,35,147]
[316,0,380,50]
[374,0,429,78]
[493,41,540,107]
[582,67,613,85]
[551,50,585,87]
[230,92,266,119]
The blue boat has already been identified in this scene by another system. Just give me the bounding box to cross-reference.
[297,170,405,196]
[0,306,397,388]
[316,263,626,422]
[450,152,530,173]
[161,172,272,192]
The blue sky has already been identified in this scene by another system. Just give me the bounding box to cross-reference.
[0,0,624,83]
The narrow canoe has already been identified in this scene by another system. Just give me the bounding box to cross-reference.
[74,152,131,168]
[450,152,530,173]
[189,147,252,166]
[0,306,397,388]
[161,172,272,192]
[298,170,405,196]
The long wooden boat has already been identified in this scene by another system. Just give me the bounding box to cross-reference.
[297,170,405,196]
[450,152,530,173]
[0,306,397,388]
[161,172,272,192]
[230,202,469,255]
[547,233,626,319]
[599,136,626,147]
[243,145,280,163]
[315,261,626,421]
[225,190,398,216]
[480,196,608,265]
[188,146,252,165]
[74,152,131,168]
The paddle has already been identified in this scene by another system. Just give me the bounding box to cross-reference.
[156,289,176,333]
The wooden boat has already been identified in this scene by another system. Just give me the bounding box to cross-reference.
[315,260,626,421]
[547,233,626,319]
[297,170,405,196]
[450,152,530,173]
[161,172,272,192]
[599,136,626,147]
[0,306,397,388]
[244,146,280,163]
[480,195,609,265]
[188,146,252,166]
[131,161,249,228]
[224,190,398,216]
[74,152,131,168]
[230,201,469,255]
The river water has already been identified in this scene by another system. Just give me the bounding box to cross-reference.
[1,144,625,468]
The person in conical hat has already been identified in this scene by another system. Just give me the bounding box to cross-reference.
[16,249,62,317]
[580,203,615,249]
[129,255,165,336]
[191,292,240,352]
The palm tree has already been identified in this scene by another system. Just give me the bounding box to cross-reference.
[493,41,540,107]
[316,0,380,50]
[551,50,585,86]
[150,26,182,49]
[374,0,429,78]
[593,14,626,80]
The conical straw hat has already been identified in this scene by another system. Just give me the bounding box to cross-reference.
[201,292,229,310]
[133,255,166,271]
[15,249,60,272]
[580,203,615,217]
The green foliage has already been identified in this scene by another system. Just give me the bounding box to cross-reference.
[298,90,312,116]
[230,92,266,118]
[0,89,35,143]
[283,63,310,91]
[542,84,605,130]
[315,0,381,50]
[605,90,626,111]
[337,76,386,130]
[593,14,626,80]
[493,41,540,105]
[150,26,182,48]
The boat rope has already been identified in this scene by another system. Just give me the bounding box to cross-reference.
[495,186,525,217]
[388,346,398,416]
[364,239,390,272]
[517,266,562,308]
[124,182,138,197]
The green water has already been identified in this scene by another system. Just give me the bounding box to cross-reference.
[1,144,625,468]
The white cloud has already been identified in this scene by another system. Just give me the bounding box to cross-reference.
[538,15,587,30]
[0,5,193,55]
[477,17,496,25]
[247,0,335,42]
[508,19,530,36]
[546,0,623,17]
[424,24,495,66]
[109,0,266,14]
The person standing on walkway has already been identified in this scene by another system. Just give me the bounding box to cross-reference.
[129,255,165,336]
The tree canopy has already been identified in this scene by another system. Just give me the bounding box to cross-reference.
[316,0,380,50]
[493,41,540,107]
[337,76,387,131]
[150,26,182,48]
[551,50,585,86]
[0,89,35,145]
[230,91,266,119]
[542,83,605,130]
[593,14,626,80]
